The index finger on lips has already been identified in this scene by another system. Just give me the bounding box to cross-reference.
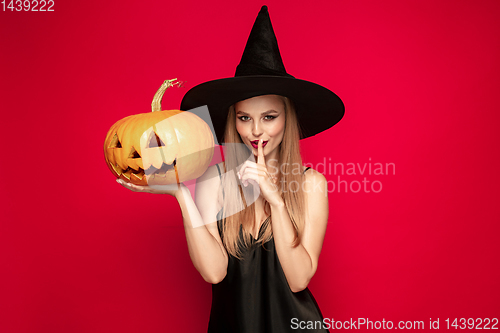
[257,139,265,166]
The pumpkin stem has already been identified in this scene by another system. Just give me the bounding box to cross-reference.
[151,79,183,112]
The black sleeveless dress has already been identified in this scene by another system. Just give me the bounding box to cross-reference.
[208,165,329,333]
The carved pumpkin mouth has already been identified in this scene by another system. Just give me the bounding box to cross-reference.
[112,164,145,181]
[111,157,178,184]
[108,132,181,184]
[145,158,178,182]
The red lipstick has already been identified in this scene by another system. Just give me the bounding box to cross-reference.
[251,140,268,149]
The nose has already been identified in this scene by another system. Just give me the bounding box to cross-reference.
[252,121,263,137]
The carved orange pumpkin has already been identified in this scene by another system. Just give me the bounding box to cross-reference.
[104,79,214,185]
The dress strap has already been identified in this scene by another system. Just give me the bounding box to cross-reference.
[215,163,222,177]
[303,166,311,174]
[215,163,225,199]
[215,163,226,228]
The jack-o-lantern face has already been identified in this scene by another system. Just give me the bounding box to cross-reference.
[103,80,214,185]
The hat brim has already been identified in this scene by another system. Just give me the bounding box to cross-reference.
[180,75,345,143]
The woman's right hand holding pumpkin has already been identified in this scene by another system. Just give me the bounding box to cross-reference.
[116,179,185,197]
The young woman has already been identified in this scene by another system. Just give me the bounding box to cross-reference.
[118,6,344,332]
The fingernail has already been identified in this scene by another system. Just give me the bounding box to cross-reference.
[237,171,240,179]
[260,139,263,143]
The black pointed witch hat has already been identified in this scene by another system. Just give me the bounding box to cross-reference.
[180,5,344,143]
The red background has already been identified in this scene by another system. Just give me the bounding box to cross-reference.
[1,0,499,332]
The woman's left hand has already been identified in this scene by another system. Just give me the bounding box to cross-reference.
[238,139,284,207]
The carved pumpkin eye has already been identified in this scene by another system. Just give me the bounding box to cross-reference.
[106,138,145,181]
[128,147,141,159]
[109,134,122,148]
[147,132,166,148]
[103,79,215,186]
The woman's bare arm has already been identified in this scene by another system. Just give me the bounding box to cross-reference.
[270,168,329,293]
[117,164,228,283]
[177,164,228,283]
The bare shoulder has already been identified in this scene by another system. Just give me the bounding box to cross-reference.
[197,162,224,184]
[195,162,225,230]
[301,167,328,216]
[303,167,327,189]
[196,162,224,204]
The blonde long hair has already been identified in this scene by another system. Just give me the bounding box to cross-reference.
[218,96,308,259]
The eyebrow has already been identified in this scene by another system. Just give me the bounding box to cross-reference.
[236,109,280,116]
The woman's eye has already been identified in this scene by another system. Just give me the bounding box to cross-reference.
[238,115,276,121]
